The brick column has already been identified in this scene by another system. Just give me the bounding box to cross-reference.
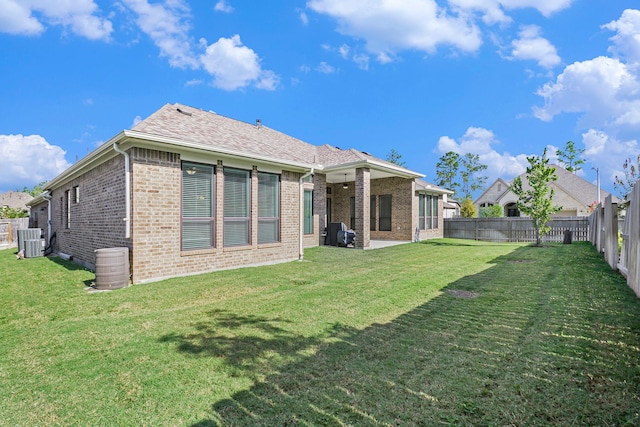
[313,173,327,245]
[355,167,370,248]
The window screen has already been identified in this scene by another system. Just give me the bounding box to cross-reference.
[304,189,313,234]
[224,168,250,246]
[379,194,392,231]
[258,172,280,244]
[182,163,214,250]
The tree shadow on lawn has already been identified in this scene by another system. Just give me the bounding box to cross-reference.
[168,245,640,426]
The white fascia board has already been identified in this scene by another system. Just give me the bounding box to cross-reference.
[416,187,454,195]
[122,130,319,172]
[322,159,424,179]
[38,130,320,194]
[39,131,128,193]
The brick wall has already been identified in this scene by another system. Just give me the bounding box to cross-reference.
[36,147,311,283]
[328,176,444,243]
[44,154,131,269]
[129,148,303,283]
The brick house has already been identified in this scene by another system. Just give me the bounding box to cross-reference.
[28,103,450,283]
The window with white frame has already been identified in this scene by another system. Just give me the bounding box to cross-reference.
[258,172,280,244]
[224,168,251,246]
[181,162,215,250]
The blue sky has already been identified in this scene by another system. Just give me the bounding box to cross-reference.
[1,0,639,199]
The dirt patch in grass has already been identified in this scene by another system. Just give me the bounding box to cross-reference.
[445,289,480,299]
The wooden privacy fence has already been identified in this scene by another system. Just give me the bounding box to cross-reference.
[591,189,640,297]
[0,218,29,248]
[444,217,589,243]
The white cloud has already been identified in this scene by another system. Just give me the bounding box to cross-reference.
[533,56,640,126]
[316,61,336,73]
[214,0,233,13]
[185,78,203,86]
[437,126,530,184]
[122,0,198,68]
[132,115,142,127]
[307,0,574,61]
[307,0,482,60]
[581,129,639,184]
[299,10,309,25]
[603,9,640,65]
[0,0,112,40]
[200,35,279,90]
[449,0,574,23]
[353,53,369,70]
[509,25,560,68]
[0,134,71,191]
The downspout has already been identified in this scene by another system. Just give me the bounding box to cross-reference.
[299,168,314,260]
[113,142,131,239]
[42,191,52,244]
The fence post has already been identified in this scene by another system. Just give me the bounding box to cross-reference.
[604,195,618,270]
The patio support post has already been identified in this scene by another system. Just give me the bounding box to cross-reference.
[355,167,370,248]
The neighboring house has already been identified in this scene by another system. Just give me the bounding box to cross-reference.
[475,165,619,217]
[0,191,33,213]
[442,197,460,219]
[28,103,451,284]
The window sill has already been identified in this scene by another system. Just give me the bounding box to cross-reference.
[181,248,216,256]
[223,245,252,252]
[258,242,282,249]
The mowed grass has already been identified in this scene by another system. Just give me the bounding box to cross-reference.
[1,240,639,426]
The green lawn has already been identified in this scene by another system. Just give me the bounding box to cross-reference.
[1,240,639,426]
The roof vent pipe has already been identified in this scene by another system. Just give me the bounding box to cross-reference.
[256,119,262,128]
[113,142,131,239]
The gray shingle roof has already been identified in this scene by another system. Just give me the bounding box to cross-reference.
[131,103,419,175]
[0,191,33,210]
[415,179,453,194]
[132,103,318,165]
[516,165,618,205]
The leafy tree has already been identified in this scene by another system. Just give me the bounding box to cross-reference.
[435,151,460,197]
[460,153,488,200]
[18,181,47,197]
[436,151,488,200]
[613,154,640,200]
[0,206,28,219]
[479,204,503,218]
[556,140,585,173]
[460,198,477,218]
[511,149,562,246]
[385,149,406,167]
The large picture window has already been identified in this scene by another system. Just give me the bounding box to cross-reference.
[304,189,313,234]
[182,162,214,250]
[379,194,392,231]
[224,168,251,246]
[258,172,280,244]
[418,194,438,230]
